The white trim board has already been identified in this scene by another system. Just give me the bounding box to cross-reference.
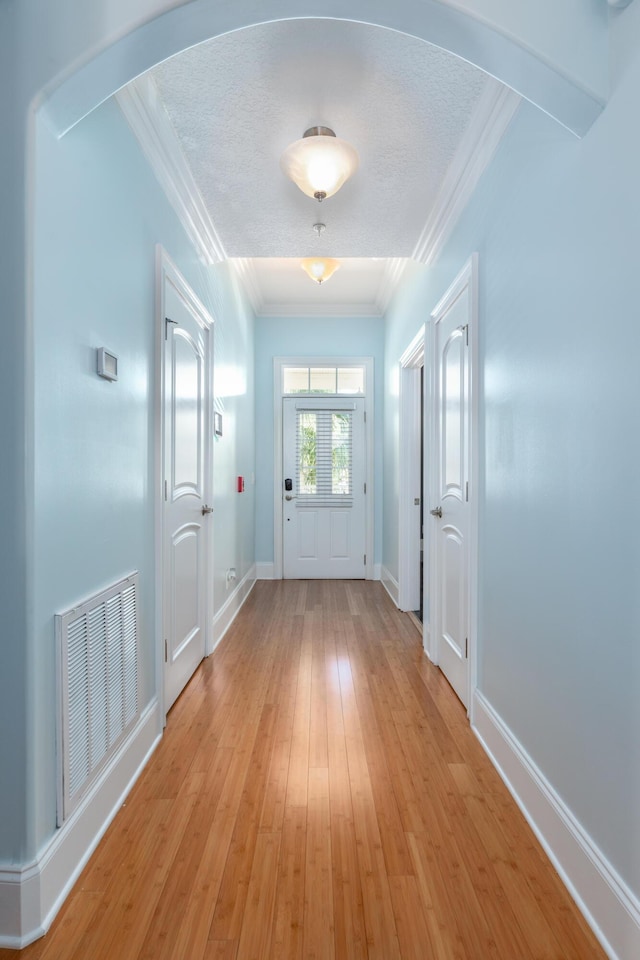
[213,565,256,649]
[375,258,410,315]
[255,562,276,580]
[380,566,399,607]
[117,76,226,266]
[413,79,521,267]
[473,692,640,960]
[254,300,383,319]
[0,699,161,948]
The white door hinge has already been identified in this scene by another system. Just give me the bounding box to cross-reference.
[164,480,168,501]
[465,637,468,659]
[364,410,367,423]
[465,481,469,502]
[364,554,367,565]
[364,482,367,494]
[465,323,469,346]
[164,639,169,663]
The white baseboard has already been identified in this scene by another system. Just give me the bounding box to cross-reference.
[473,691,640,960]
[380,565,399,606]
[0,698,162,949]
[255,562,276,580]
[213,564,256,648]
[257,562,380,581]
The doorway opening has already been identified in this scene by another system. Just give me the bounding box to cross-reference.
[398,328,427,647]
[414,366,425,622]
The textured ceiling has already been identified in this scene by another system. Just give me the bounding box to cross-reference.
[151,20,488,261]
[236,257,399,317]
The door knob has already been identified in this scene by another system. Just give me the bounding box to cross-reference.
[285,495,296,501]
[430,506,443,518]
[201,504,213,515]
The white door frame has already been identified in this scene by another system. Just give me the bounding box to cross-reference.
[426,254,479,719]
[273,356,374,580]
[155,246,215,723]
[398,328,425,619]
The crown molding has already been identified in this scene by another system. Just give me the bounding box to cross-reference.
[375,258,410,314]
[256,302,382,319]
[116,75,226,265]
[230,258,263,315]
[413,79,521,266]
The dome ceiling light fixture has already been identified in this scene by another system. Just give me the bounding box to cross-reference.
[281,127,359,202]
[301,257,341,285]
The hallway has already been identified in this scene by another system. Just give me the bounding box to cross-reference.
[7,581,604,959]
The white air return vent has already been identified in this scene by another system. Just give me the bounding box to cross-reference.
[56,573,140,824]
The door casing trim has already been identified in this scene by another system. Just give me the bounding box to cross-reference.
[273,356,374,580]
[426,254,479,719]
[398,327,426,618]
[155,246,215,723]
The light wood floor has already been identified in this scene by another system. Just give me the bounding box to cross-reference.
[7,580,606,959]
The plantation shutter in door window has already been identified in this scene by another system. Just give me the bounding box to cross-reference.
[295,408,353,508]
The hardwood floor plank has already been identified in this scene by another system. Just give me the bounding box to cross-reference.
[209,704,278,941]
[326,619,368,960]
[337,628,402,960]
[270,806,307,960]
[389,875,440,960]
[308,613,329,770]
[135,749,235,960]
[12,581,607,960]
[202,942,238,960]
[235,832,281,960]
[303,768,335,960]
[284,622,312,809]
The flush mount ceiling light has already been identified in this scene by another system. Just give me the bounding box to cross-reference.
[301,257,340,285]
[281,127,359,202]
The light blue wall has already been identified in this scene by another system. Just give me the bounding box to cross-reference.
[0,0,615,875]
[255,316,384,569]
[384,18,640,899]
[31,97,254,858]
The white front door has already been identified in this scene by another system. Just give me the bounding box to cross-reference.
[283,398,366,579]
[163,278,212,712]
[431,285,471,707]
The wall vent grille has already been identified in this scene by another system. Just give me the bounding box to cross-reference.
[56,573,140,824]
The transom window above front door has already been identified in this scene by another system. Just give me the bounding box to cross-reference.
[282,364,365,396]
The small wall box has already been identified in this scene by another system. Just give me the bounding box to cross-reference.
[97,348,118,381]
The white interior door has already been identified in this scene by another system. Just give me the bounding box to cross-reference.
[431,287,471,707]
[163,280,212,712]
[283,398,366,579]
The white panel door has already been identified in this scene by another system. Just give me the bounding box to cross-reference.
[283,398,366,579]
[432,288,470,707]
[163,281,212,712]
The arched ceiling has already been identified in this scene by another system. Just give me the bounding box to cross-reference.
[151,21,487,260]
[141,19,508,313]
